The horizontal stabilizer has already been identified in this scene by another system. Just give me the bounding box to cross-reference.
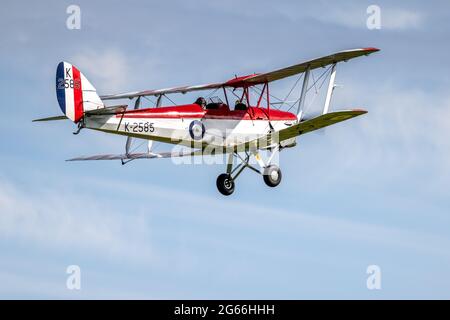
[84,105,128,116]
[33,115,68,122]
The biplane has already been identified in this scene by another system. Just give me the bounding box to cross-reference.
[34,47,379,195]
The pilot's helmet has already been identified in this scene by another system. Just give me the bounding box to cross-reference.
[196,97,206,107]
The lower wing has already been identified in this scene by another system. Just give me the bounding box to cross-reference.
[66,109,366,161]
[66,149,205,161]
[281,109,366,140]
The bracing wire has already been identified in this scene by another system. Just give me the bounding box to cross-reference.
[164,94,177,106]
[284,65,333,113]
[298,66,333,115]
[142,95,156,105]
[205,87,220,99]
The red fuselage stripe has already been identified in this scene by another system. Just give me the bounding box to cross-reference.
[119,115,294,121]
[116,104,297,121]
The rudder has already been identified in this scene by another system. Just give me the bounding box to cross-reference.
[56,61,104,123]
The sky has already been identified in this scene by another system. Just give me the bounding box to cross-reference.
[0,0,449,299]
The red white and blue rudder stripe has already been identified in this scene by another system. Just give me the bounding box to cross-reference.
[56,61,104,123]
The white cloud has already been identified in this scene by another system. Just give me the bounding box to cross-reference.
[0,179,154,264]
[275,3,424,31]
[383,8,423,30]
[68,176,450,259]
[330,83,450,172]
[2,173,450,262]
[1,171,450,298]
[71,49,131,93]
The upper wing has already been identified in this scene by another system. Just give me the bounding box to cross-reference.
[99,48,379,100]
[243,48,379,85]
[100,83,224,101]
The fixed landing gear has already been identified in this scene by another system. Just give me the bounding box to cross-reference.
[215,148,282,196]
[263,165,282,187]
[216,173,235,196]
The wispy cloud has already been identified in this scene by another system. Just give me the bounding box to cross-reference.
[317,6,424,30]
[382,8,424,30]
[272,2,425,31]
[0,179,155,265]
[329,82,450,173]
[71,49,131,93]
[1,163,450,298]
[3,172,449,262]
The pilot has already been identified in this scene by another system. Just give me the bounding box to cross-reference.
[234,99,247,110]
[194,97,207,109]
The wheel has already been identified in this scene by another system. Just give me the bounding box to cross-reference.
[263,165,282,187]
[216,173,235,196]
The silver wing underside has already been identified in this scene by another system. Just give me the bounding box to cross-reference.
[66,110,366,161]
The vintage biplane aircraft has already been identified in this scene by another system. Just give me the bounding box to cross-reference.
[34,47,379,195]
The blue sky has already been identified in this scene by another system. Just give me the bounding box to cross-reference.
[1,0,450,299]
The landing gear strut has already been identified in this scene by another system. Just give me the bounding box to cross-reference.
[215,147,282,196]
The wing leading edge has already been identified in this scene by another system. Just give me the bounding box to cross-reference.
[243,48,379,85]
[100,83,224,101]
[263,109,368,146]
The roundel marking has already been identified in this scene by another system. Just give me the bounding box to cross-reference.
[189,120,205,140]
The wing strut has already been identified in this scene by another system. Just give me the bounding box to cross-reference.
[125,96,141,156]
[156,94,163,107]
[296,66,310,121]
[323,63,337,114]
[123,96,156,165]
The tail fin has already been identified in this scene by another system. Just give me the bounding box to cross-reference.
[56,62,104,123]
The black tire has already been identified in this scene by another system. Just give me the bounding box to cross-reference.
[263,165,282,187]
[216,173,235,196]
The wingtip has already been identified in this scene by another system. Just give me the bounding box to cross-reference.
[32,115,68,122]
[352,108,368,114]
[363,47,380,53]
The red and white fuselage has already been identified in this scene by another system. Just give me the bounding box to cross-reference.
[85,103,297,149]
